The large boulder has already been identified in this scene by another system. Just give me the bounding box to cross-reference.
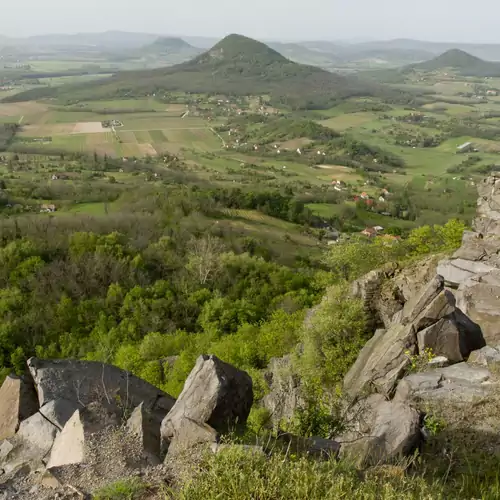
[0,375,38,441]
[339,399,421,466]
[416,308,484,363]
[437,259,496,288]
[27,357,175,427]
[161,355,253,444]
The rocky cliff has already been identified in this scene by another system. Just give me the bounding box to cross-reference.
[338,175,500,465]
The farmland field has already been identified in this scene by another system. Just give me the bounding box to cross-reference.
[5,102,223,157]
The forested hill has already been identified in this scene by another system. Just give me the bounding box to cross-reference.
[4,34,410,109]
[411,49,500,76]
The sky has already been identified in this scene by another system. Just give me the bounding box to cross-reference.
[1,0,499,43]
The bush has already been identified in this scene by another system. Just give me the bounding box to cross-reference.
[93,478,148,500]
[299,284,367,387]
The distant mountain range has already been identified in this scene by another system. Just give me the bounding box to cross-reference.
[2,32,500,67]
[6,34,398,109]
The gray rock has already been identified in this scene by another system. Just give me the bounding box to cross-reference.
[417,318,463,363]
[401,275,444,325]
[0,440,13,460]
[411,290,456,331]
[27,357,175,422]
[468,346,500,366]
[437,259,496,287]
[161,355,253,444]
[166,417,218,457]
[0,375,38,441]
[16,412,59,455]
[125,403,161,463]
[263,355,303,428]
[340,401,420,466]
[39,399,80,430]
[343,323,415,397]
[456,274,500,345]
[394,372,443,402]
[395,364,494,406]
[0,412,60,474]
[436,362,491,384]
[46,410,86,469]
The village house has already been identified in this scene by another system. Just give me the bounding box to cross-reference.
[360,192,369,200]
[361,227,377,238]
[40,204,56,213]
[457,142,474,153]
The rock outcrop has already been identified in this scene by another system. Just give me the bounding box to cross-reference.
[27,357,175,428]
[341,176,500,465]
[160,355,253,450]
[344,275,483,398]
[436,177,500,344]
[0,354,256,498]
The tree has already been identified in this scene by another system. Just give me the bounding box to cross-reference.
[185,235,226,286]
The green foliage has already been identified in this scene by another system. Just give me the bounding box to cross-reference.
[93,478,148,500]
[405,347,436,373]
[423,413,446,437]
[406,219,467,256]
[299,284,367,387]
[171,446,452,500]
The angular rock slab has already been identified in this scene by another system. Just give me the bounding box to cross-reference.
[437,259,496,288]
[46,410,86,469]
[161,355,253,442]
[126,402,162,463]
[395,363,493,405]
[0,375,38,441]
[27,357,175,420]
[343,323,415,398]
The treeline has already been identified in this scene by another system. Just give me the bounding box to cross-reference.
[0,123,19,151]
[209,187,318,225]
[0,190,322,386]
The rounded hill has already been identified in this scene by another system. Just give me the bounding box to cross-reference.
[4,34,404,109]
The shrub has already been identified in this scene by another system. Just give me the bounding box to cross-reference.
[93,478,148,500]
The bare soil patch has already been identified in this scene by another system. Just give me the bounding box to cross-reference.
[138,143,158,156]
[73,122,106,134]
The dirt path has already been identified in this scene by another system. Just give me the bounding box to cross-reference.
[210,127,226,147]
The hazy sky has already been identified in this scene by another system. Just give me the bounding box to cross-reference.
[2,0,499,43]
